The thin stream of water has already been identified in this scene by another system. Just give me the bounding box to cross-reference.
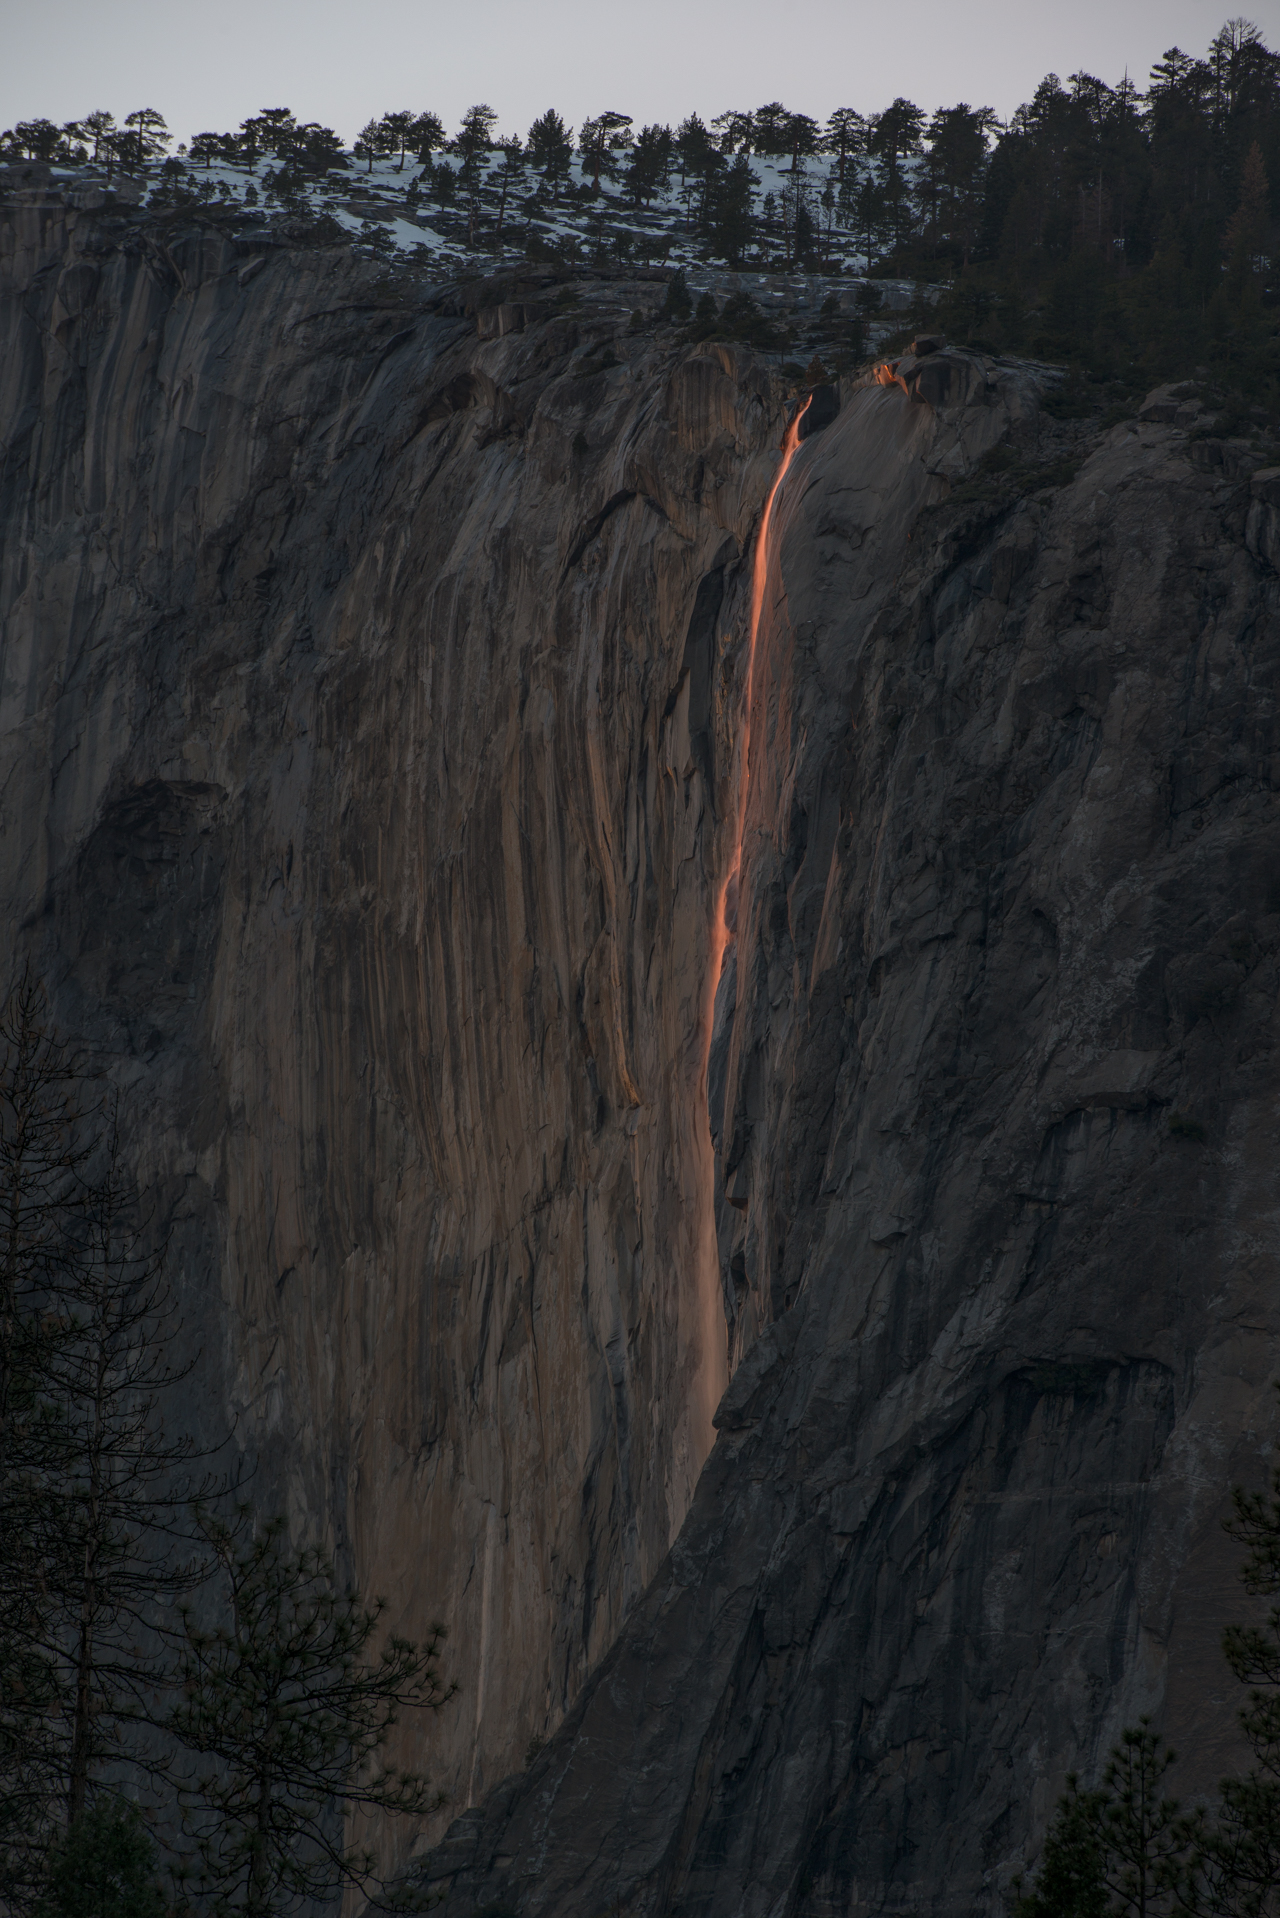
[705,395,813,1061]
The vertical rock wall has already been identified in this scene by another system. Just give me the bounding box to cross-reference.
[10,186,1280,1916]
[421,359,1280,1915]
[0,191,780,1853]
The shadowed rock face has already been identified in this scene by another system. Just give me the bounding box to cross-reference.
[0,193,773,1851]
[414,378,1280,1910]
[4,188,1280,1917]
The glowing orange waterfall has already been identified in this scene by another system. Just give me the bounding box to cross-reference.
[705,395,813,1051]
[689,395,813,1456]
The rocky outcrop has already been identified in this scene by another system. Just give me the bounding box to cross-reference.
[5,183,1280,1917]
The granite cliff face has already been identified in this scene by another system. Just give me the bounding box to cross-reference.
[4,184,1280,1915]
[0,189,753,1838]
[421,368,1280,1914]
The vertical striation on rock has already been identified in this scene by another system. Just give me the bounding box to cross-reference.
[7,183,1280,1918]
[417,360,1280,1915]
[0,188,783,1860]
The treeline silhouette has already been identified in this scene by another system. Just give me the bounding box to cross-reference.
[0,973,453,1917]
[1,20,1276,398]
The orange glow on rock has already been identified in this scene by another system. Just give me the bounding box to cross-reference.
[705,395,813,1066]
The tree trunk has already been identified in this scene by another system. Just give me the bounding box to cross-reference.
[68,1342,107,1822]
[0,1153,20,1484]
[68,1602,93,1821]
[247,1768,273,1918]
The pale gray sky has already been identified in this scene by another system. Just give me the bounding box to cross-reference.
[2,0,1262,147]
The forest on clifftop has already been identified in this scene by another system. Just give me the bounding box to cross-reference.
[3,16,1278,402]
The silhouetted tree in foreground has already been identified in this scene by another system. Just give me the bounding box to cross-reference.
[1012,1726,1193,1918]
[1015,1404,1280,1918]
[36,1801,165,1918]
[0,973,221,1908]
[0,976,456,1916]
[170,1510,453,1916]
[1200,1449,1280,1915]
[53,1103,215,1825]
[0,971,91,1906]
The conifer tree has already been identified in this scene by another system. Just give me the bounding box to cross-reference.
[241,109,295,160]
[122,109,168,171]
[703,152,756,263]
[36,1799,165,1918]
[672,113,705,183]
[169,1510,453,1917]
[81,111,116,165]
[0,978,458,1914]
[1014,1403,1280,1918]
[1199,1433,1280,1914]
[1223,140,1271,290]
[825,107,865,183]
[527,109,573,203]
[0,977,221,1903]
[579,111,632,192]
[235,117,266,173]
[189,133,226,170]
[711,109,755,154]
[47,1103,216,1827]
[58,122,88,164]
[819,180,837,262]
[432,162,458,211]
[751,102,792,155]
[866,96,925,249]
[355,119,387,173]
[7,120,63,162]
[454,105,498,246]
[778,169,817,266]
[784,111,822,172]
[1012,1724,1194,1918]
[660,270,692,321]
[868,97,925,186]
[493,136,525,242]
[624,124,672,207]
[456,102,498,161]
[1013,1775,1110,1918]
[287,124,345,177]
[412,111,445,166]
[921,103,997,264]
[0,971,89,1906]
[378,111,416,172]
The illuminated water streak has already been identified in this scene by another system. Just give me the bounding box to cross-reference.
[705,395,813,1047]
[688,394,814,1448]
